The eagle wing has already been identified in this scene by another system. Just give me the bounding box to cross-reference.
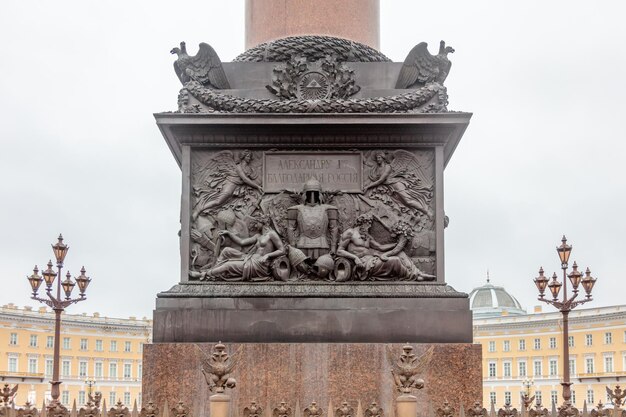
[412,346,435,374]
[385,345,405,375]
[188,43,231,89]
[223,345,243,375]
[607,386,614,400]
[395,42,440,89]
[9,384,18,397]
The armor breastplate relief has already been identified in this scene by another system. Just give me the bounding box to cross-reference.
[297,205,329,248]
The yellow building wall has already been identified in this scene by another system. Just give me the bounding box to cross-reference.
[0,304,151,408]
[475,306,626,408]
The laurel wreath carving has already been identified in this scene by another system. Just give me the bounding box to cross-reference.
[182,80,448,114]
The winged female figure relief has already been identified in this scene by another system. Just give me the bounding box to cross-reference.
[363,150,433,218]
[191,150,263,220]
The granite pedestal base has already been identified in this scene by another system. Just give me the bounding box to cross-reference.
[142,343,482,417]
[153,283,473,343]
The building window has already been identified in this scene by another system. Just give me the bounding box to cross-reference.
[503,362,511,377]
[137,363,142,378]
[534,338,541,350]
[109,362,118,378]
[586,334,593,346]
[549,337,557,349]
[62,360,70,377]
[488,362,497,377]
[124,341,131,352]
[587,389,594,404]
[79,361,87,377]
[123,392,131,406]
[569,359,576,376]
[45,359,53,377]
[78,391,86,406]
[9,333,18,346]
[28,358,38,374]
[80,339,88,351]
[605,356,614,373]
[490,392,497,405]
[110,341,117,352]
[95,362,103,378]
[62,337,70,350]
[606,389,612,403]
[123,363,132,379]
[503,340,510,352]
[46,336,54,348]
[28,390,36,404]
[95,340,103,351]
[519,339,526,351]
[623,331,626,343]
[586,358,594,373]
[535,391,542,405]
[605,332,613,344]
[488,341,496,352]
[62,391,69,406]
[139,343,143,353]
[549,359,558,376]
[518,361,527,377]
[534,360,542,376]
[551,390,558,405]
[8,357,18,372]
[138,392,142,407]
[572,391,576,405]
[568,336,574,347]
[109,392,116,407]
[29,335,38,347]
[505,391,512,405]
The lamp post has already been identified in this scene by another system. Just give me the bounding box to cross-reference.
[522,378,535,409]
[84,378,95,397]
[27,235,91,409]
[533,236,597,407]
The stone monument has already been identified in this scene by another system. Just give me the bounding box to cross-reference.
[144,2,479,416]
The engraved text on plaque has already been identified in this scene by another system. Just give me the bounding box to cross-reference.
[264,152,362,193]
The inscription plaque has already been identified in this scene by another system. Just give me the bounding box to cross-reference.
[264,152,362,193]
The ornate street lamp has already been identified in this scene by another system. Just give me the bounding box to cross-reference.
[84,379,95,397]
[521,378,535,409]
[28,235,91,410]
[533,236,596,409]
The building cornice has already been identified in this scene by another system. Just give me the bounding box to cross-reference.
[0,308,151,334]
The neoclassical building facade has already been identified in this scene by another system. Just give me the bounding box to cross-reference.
[0,303,151,407]
[472,281,626,407]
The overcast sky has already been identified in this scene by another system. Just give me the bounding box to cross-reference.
[1,1,624,319]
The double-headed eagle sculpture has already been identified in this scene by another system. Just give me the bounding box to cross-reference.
[387,345,434,394]
[0,384,18,406]
[201,342,239,393]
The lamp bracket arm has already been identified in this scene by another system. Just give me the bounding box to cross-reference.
[31,296,55,309]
